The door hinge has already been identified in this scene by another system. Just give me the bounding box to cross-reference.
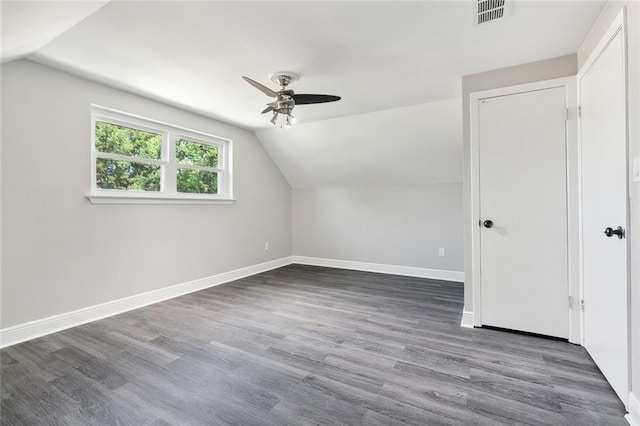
[577,105,582,118]
[580,298,585,311]
[564,108,568,121]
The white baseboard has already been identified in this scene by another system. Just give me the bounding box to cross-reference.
[291,256,464,282]
[0,255,463,349]
[461,310,474,328]
[0,257,293,349]
[627,392,640,426]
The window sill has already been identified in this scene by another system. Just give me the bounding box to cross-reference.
[86,192,235,205]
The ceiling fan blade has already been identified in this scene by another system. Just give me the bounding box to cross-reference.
[292,94,341,105]
[242,76,278,98]
[261,106,274,114]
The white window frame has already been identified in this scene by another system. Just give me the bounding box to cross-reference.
[87,105,234,205]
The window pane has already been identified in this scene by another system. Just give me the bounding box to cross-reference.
[177,168,218,194]
[95,121,161,159]
[96,158,161,191]
[176,139,218,167]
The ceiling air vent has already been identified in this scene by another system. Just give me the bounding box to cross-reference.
[476,0,509,25]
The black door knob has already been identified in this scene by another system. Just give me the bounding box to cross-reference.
[483,220,494,229]
[604,226,625,239]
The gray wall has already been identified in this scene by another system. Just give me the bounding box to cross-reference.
[578,0,640,406]
[461,54,578,311]
[292,184,463,272]
[0,60,292,328]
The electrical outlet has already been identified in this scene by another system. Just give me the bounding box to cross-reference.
[264,242,270,251]
[438,248,445,257]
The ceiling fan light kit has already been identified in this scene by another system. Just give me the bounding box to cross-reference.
[242,72,341,128]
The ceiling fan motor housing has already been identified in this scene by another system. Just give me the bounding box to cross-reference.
[271,72,298,88]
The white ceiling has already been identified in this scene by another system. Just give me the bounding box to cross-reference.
[0,1,110,63]
[1,1,604,188]
[257,98,462,188]
[11,1,604,130]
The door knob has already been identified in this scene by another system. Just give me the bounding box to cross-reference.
[483,220,494,229]
[604,226,625,239]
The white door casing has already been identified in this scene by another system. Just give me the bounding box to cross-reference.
[476,87,569,338]
[578,12,629,407]
[469,77,580,343]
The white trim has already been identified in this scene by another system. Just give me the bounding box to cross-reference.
[86,192,235,205]
[94,152,166,167]
[0,257,463,348]
[565,78,580,345]
[461,310,474,328]
[626,392,640,426]
[291,256,464,282]
[0,257,292,349]
[91,104,233,143]
[578,10,626,80]
[469,77,579,343]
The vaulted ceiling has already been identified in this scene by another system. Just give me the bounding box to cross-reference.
[1,1,604,188]
[0,1,110,63]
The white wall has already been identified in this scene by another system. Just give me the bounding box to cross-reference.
[0,60,292,329]
[255,99,463,189]
[292,184,463,273]
[260,98,465,277]
[578,0,640,414]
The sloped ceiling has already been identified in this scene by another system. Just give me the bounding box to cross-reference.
[1,1,604,187]
[0,1,110,63]
[256,99,462,188]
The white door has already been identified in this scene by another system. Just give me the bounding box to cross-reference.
[479,87,569,338]
[579,28,628,406]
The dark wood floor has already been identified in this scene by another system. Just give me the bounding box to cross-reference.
[1,265,627,425]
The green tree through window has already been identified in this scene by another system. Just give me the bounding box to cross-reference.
[176,139,218,167]
[176,138,218,194]
[95,122,162,191]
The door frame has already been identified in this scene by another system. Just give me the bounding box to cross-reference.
[576,8,630,406]
[469,77,580,343]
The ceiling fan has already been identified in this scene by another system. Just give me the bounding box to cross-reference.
[242,72,341,128]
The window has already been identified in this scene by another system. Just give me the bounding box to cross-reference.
[88,105,233,204]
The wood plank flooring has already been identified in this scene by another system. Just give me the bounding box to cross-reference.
[0,265,627,425]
